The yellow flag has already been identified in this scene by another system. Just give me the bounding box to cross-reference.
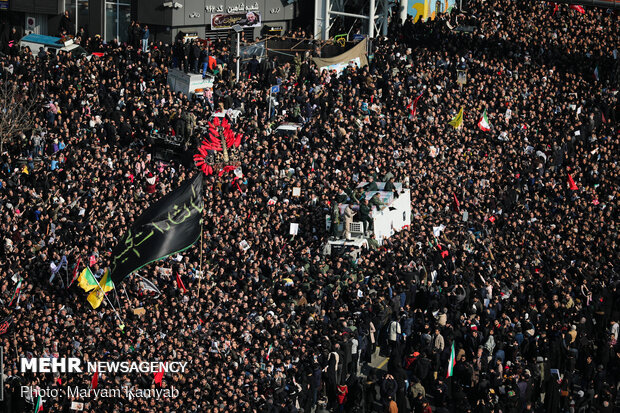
[77,268,98,292]
[86,269,114,309]
[99,268,114,293]
[448,107,464,129]
[87,289,105,309]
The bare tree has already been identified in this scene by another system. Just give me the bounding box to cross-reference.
[0,79,40,154]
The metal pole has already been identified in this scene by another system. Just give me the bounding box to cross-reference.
[236,33,240,83]
[329,10,371,19]
[314,0,320,39]
[197,229,203,301]
[1,346,3,402]
[12,332,18,362]
[323,0,331,40]
[116,2,120,43]
[268,88,272,120]
[382,0,389,36]
[369,0,376,38]
[400,0,408,24]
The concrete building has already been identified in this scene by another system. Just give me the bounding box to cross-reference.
[0,0,300,45]
[1,1,136,42]
[137,0,299,44]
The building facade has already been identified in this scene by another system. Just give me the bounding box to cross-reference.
[1,0,137,42]
[0,0,299,45]
[138,0,298,44]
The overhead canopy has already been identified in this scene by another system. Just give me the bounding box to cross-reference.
[313,39,368,76]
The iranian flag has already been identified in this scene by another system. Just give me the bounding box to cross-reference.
[406,91,424,120]
[34,394,43,412]
[446,342,456,378]
[9,278,23,307]
[478,109,492,131]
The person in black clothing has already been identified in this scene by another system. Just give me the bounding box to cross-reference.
[0,2,618,412]
[248,55,260,78]
[189,39,201,73]
[58,11,74,36]
[127,21,136,47]
[132,22,142,49]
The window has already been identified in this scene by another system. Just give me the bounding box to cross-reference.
[105,1,131,43]
[105,2,115,41]
[64,0,76,33]
[64,0,90,33]
[78,0,90,31]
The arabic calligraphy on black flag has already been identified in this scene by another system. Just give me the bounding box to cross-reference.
[0,315,13,335]
[109,174,204,284]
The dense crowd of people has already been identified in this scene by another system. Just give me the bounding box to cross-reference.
[0,0,619,412]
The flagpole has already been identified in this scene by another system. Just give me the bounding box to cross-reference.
[94,275,125,329]
[267,88,272,121]
[122,285,131,303]
[103,291,125,330]
[197,229,203,302]
[113,285,122,311]
[12,332,19,361]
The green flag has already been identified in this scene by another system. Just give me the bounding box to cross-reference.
[34,394,42,412]
[447,341,456,378]
[77,267,98,292]
[9,278,23,307]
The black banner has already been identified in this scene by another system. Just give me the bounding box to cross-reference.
[109,174,204,284]
[0,315,13,335]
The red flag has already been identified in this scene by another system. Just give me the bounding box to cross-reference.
[68,258,82,289]
[176,272,187,294]
[549,2,559,15]
[453,193,461,213]
[91,371,99,390]
[406,91,424,119]
[569,4,585,13]
[217,165,236,177]
[568,174,578,190]
[154,364,166,386]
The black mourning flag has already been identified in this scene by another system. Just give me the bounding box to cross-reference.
[109,174,204,284]
[0,315,13,335]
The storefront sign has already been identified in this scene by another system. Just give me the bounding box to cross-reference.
[211,12,262,30]
[0,1,8,10]
[206,2,260,14]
